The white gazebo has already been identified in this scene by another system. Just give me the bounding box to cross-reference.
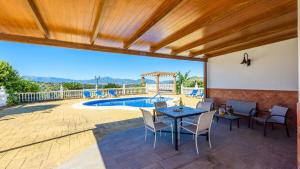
[141,71,177,94]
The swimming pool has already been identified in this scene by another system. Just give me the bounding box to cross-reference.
[83,97,172,108]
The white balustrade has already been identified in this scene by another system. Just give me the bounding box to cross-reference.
[0,86,8,107]
[17,87,146,103]
[146,83,174,92]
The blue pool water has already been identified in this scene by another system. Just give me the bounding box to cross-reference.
[83,97,172,108]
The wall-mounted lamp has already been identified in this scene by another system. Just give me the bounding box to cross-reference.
[240,53,251,66]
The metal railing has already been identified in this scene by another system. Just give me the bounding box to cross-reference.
[17,87,146,103]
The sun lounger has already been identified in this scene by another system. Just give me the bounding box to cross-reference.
[108,90,118,97]
[186,89,198,97]
[96,90,106,98]
[83,90,91,98]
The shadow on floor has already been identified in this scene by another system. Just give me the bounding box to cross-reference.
[93,117,144,140]
[54,118,145,169]
[93,118,297,169]
[0,128,93,153]
[0,104,59,117]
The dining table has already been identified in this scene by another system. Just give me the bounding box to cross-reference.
[155,106,207,150]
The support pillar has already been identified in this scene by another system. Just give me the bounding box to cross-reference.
[173,75,177,94]
[123,84,126,95]
[0,86,8,107]
[203,61,208,98]
[60,84,64,99]
[141,76,145,86]
[155,75,160,94]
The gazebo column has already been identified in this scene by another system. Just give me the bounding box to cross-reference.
[156,75,160,94]
[173,75,177,94]
[141,76,145,86]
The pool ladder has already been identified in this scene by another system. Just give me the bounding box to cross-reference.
[150,92,163,102]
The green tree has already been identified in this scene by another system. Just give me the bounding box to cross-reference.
[176,71,191,94]
[0,61,40,105]
[184,79,203,88]
[103,83,121,88]
[83,84,95,89]
[63,82,83,90]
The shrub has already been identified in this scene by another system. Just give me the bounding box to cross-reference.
[63,82,83,90]
[103,83,121,88]
[0,61,40,105]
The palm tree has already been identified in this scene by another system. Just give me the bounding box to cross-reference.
[176,71,190,94]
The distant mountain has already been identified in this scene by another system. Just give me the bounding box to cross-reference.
[23,75,203,85]
[189,76,203,81]
[23,76,157,85]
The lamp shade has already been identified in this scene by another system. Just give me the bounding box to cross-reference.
[241,56,247,64]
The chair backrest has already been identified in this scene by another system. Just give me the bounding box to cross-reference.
[204,98,214,103]
[140,108,155,129]
[191,89,198,95]
[96,90,103,96]
[154,101,167,116]
[83,90,91,98]
[270,105,288,123]
[196,101,213,111]
[196,111,215,133]
[109,90,117,96]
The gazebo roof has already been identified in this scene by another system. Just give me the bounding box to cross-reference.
[0,0,296,62]
[141,72,176,77]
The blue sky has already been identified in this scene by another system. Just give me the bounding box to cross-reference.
[0,42,203,80]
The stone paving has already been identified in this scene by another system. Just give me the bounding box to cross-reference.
[1,95,295,169]
[99,122,297,169]
[0,95,197,169]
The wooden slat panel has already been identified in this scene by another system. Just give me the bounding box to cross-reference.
[172,0,297,54]
[150,0,259,52]
[90,0,106,45]
[97,0,163,43]
[0,0,41,37]
[26,0,49,38]
[190,21,296,57]
[206,30,297,58]
[0,0,296,62]
[0,33,205,62]
[35,0,100,43]
[163,0,297,51]
[123,0,182,49]
[189,11,297,53]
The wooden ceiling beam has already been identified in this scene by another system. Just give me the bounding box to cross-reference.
[123,0,182,49]
[90,0,107,45]
[206,30,297,58]
[150,0,259,52]
[27,0,49,38]
[172,1,297,55]
[0,33,206,62]
[190,21,297,57]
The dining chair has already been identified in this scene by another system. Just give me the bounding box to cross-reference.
[140,108,173,148]
[154,101,173,124]
[178,111,215,154]
[186,100,214,123]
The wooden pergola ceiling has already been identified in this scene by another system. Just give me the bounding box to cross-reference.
[0,0,297,62]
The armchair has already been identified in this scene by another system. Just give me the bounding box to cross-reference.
[251,105,289,137]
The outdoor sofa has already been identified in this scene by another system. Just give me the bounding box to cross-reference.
[222,99,257,127]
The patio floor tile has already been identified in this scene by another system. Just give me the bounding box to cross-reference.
[98,121,297,169]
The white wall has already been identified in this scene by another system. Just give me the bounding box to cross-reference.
[207,38,298,91]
